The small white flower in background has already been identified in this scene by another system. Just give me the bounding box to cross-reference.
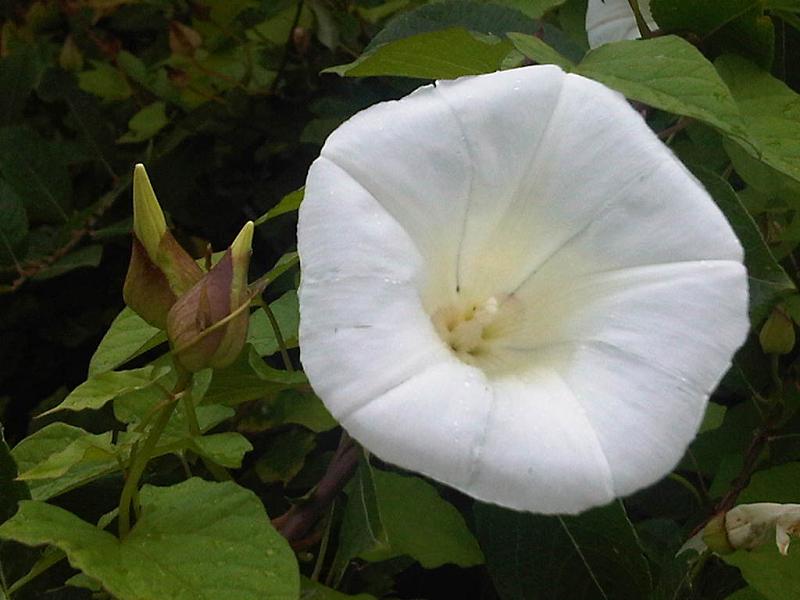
[701,504,800,556]
[297,65,749,514]
[586,0,657,48]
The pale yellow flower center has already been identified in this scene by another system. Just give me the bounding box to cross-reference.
[431,294,523,371]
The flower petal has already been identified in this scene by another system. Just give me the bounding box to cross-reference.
[317,84,476,307]
[298,158,453,418]
[342,361,493,488]
[431,70,737,303]
[585,0,656,48]
[500,261,747,496]
[465,370,615,514]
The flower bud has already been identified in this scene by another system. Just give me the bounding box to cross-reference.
[702,512,734,555]
[759,306,795,355]
[123,164,203,329]
[703,503,800,556]
[167,221,254,372]
[59,35,83,71]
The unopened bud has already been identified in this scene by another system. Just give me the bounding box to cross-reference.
[167,221,254,372]
[703,503,800,556]
[59,35,83,71]
[123,164,203,329]
[759,306,795,355]
[169,21,202,56]
[702,512,733,555]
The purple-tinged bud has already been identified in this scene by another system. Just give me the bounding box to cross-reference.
[167,221,254,372]
[123,164,203,329]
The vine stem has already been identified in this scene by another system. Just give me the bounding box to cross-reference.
[269,0,305,95]
[626,0,653,38]
[6,551,65,596]
[273,433,359,548]
[262,303,294,371]
[180,383,231,481]
[118,369,191,538]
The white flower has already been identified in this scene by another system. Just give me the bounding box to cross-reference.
[699,503,800,556]
[726,503,800,555]
[586,0,657,48]
[297,65,748,514]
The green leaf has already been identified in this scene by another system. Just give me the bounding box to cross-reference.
[30,244,103,281]
[575,36,746,141]
[724,139,800,207]
[244,389,337,433]
[738,463,800,503]
[363,469,484,568]
[118,101,169,144]
[715,54,800,185]
[690,167,795,323]
[42,365,171,415]
[37,69,118,177]
[475,501,652,600]
[249,290,300,356]
[507,32,576,70]
[650,0,760,37]
[0,45,39,126]
[722,544,800,600]
[708,10,774,69]
[493,0,567,19]
[300,577,376,600]
[331,454,389,584]
[765,0,800,8]
[0,126,72,223]
[12,424,118,501]
[685,401,761,475]
[0,424,34,600]
[254,188,304,225]
[699,402,727,434]
[364,0,540,52]
[325,28,514,79]
[725,588,770,600]
[0,179,28,267]
[250,251,300,293]
[0,478,300,600]
[89,307,167,376]
[203,345,306,406]
[255,429,316,484]
[77,60,132,102]
[190,433,253,469]
[0,425,29,525]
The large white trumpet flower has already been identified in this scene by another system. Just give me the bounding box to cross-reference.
[297,65,749,514]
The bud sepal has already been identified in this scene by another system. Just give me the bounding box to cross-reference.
[167,221,254,372]
[123,164,203,329]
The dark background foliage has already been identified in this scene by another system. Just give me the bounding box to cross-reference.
[0,0,400,442]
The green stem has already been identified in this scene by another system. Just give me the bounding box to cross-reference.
[668,472,703,506]
[770,354,783,400]
[178,452,193,479]
[311,503,335,582]
[270,0,305,94]
[262,303,294,371]
[180,381,231,481]
[182,386,201,437]
[202,458,233,481]
[626,0,652,38]
[118,372,191,538]
[7,551,65,595]
[0,557,10,599]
